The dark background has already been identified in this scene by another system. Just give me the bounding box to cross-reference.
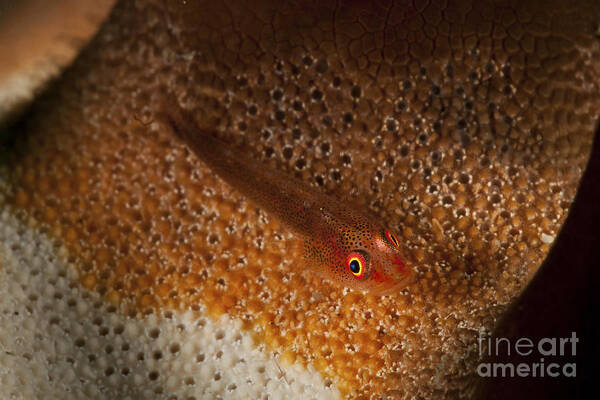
[474,127,600,399]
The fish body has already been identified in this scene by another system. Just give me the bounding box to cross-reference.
[161,103,414,295]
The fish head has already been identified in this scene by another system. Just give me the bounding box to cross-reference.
[305,220,414,295]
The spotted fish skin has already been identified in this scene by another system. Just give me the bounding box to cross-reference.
[160,103,414,295]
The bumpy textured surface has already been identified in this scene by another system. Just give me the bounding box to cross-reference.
[0,175,337,399]
[2,0,600,398]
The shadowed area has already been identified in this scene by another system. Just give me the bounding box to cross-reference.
[0,0,115,125]
[474,128,600,399]
[3,0,600,398]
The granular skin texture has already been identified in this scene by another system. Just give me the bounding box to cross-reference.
[6,0,600,398]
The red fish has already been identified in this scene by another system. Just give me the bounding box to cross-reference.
[159,102,414,295]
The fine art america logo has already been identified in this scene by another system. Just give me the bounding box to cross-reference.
[477,332,578,378]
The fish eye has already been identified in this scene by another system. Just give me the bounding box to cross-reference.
[384,229,400,248]
[346,251,367,279]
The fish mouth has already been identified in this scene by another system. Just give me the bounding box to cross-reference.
[372,268,415,296]
[391,255,408,273]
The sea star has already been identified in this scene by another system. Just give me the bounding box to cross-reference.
[2,0,600,398]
